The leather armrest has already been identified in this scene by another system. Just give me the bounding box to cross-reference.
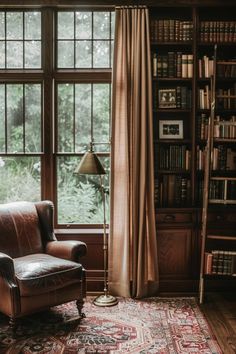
[45,240,87,262]
[0,252,17,286]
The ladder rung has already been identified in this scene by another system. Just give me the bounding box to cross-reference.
[217,122,236,126]
[210,177,236,181]
[207,235,236,241]
[214,138,236,142]
[216,95,236,98]
[209,199,236,204]
[217,61,236,65]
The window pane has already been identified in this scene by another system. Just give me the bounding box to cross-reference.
[0,156,41,203]
[93,41,109,68]
[75,84,91,152]
[57,156,109,224]
[25,41,41,68]
[75,40,91,68]
[58,12,74,39]
[57,10,114,69]
[93,84,110,151]
[25,84,41,152]
[0,85,5,152]
[0,12,5,39]
[57,84,74,152]
[76,12,92,39]
[94,12,110,39]
[25,12,41,40]
[7,85,23,152]
[7,41,23,68]
[57,41,74,68]
[0,42,5,67]
[6,12,23,40]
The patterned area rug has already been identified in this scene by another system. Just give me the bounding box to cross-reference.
[0,297,222,354]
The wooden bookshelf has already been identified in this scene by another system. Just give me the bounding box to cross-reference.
[150,5,236,293]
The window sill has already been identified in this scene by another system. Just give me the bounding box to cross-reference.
[55,228,107,235]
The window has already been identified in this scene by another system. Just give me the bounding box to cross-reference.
[56,10,114,225]
[0,8,114,227]
[0,10,42,203]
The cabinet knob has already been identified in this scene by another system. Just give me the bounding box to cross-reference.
[163,214,175,222]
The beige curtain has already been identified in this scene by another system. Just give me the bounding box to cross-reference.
[109,6,159,298]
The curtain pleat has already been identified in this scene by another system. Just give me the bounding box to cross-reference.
[109,7,159,298]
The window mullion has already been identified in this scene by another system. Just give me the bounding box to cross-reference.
[4,84,7,153]
[23,84,25,153]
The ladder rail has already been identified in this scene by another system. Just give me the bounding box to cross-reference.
[199,44,217,304]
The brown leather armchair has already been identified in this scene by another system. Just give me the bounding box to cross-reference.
[0,200,87,328]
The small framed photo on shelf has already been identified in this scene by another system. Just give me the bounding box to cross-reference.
[158,88,176,108]
[159,120,183,139]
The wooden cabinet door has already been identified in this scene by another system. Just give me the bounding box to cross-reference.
[157,228,192,280]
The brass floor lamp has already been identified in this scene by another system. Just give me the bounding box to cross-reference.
[75,143,118,307]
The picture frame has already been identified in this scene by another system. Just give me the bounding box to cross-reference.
[158,88,177,108]
[159,120,183,139]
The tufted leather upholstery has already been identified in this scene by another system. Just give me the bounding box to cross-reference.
[0,200,87,327]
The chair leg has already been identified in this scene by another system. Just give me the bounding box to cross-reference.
[9,317,17,334]
[76,299,85,318]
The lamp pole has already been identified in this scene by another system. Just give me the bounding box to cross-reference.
[93,175,118,307]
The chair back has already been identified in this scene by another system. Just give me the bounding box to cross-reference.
[0,201,44,258]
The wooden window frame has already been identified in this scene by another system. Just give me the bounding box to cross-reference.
[0,6,113,230]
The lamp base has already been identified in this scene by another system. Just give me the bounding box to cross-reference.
[93,294,118,307]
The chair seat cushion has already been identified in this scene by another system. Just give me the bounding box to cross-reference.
[14,253,83,296]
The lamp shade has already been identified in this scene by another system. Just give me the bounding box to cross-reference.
[75,151,106,175]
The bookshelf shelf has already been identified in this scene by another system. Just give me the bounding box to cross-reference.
[198,42,236,46]
[157,170,191,174]
[154,139,191,144]
[207,235,236,240]
[155,109,191,113]
[153,78,192,82]
[151,41,193,46]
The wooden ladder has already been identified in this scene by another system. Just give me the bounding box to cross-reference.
[199,45,236,303]
[199,44,217,304]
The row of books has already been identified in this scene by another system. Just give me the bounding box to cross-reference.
[198,85,236,110]
[157,145,191,171]
[196,179,236,204]
[150,19,193,42]
[196,114,236,140]
[204,250,236,275]
[199,21,236,43]
[152,52,193,78]
[199,56,236,78]
[156,86,192,109]
[154,175,191,207]
[196,145,236,171]
[209,179,236,201]
[217,59,236,78]
[198,55,214,78]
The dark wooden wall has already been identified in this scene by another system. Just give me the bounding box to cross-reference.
[55,230,104,294]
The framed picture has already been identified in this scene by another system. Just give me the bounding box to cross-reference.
[158,88,176,108]
[159,120,183,139]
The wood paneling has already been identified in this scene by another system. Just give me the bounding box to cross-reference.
[157,229,192,279]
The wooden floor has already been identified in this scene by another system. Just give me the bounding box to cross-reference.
[200,292,236,354]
